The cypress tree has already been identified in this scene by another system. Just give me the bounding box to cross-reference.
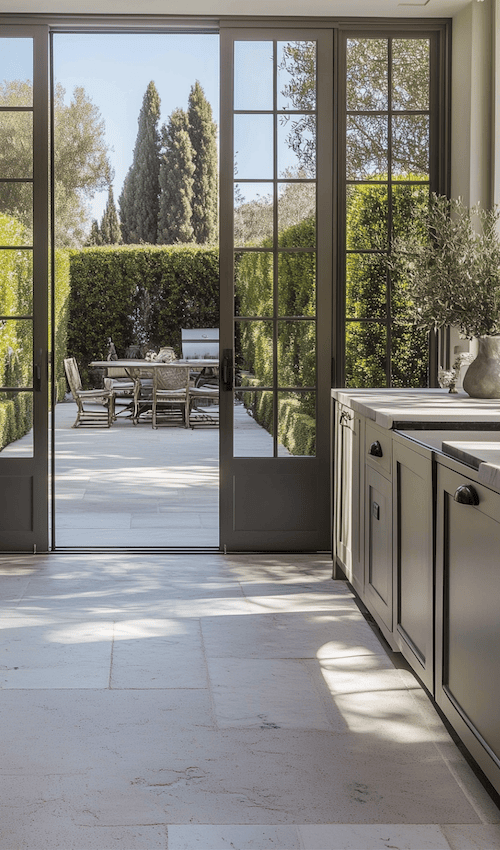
[100,185,122,244]
[157,109,195,244]
[187,81,218,244]
[119,81,161,243]
[87,219,102,246]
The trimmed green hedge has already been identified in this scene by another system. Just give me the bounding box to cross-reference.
[0,213,34,450]
[67,245,219,387]
[0,208,70,450]
[236,218,316,455]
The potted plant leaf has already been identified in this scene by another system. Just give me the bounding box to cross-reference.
[388,193,500,398]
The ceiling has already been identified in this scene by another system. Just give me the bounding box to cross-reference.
[0,0,474,18]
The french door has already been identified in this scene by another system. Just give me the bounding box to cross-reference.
[219,26,333,551]
[0,26,49,552]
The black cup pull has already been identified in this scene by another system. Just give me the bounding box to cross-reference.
[369,440,383,458]
[453,484,480,506]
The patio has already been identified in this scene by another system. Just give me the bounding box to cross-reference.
[51,396,289,549]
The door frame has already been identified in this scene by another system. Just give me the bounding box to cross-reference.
[219,25,334,551]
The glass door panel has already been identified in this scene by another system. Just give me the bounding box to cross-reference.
[220,27,332,551]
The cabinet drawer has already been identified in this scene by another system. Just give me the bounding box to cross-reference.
[365,421,392,477]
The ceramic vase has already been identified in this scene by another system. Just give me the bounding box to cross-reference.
[463,335,500,398]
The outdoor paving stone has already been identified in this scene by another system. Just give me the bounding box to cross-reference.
[56,511,132,528]
[441,824,500,848]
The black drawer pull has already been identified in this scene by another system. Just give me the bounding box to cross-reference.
[369,440,383,458]
[453,484,479,506]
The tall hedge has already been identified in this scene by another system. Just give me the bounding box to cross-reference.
[345,179,429,387]
[67,245,219,387]
[236,217,316,455]
[0,208,70,450]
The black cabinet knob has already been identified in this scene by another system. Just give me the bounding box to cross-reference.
[453,484,480,506]
[369,440,383,458]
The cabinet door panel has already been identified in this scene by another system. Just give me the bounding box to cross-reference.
[393,441,433,691]
[365,464,392,632]
[436,464,500,795]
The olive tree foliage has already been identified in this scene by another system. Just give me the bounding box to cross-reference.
[157,108,195,244]
[119,81,161,244]
[187,81,218,244]
[0,81,113,247]
[235,171,315,246]
[279,38,430,178]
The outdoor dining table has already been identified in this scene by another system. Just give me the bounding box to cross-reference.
[89,359,219,422]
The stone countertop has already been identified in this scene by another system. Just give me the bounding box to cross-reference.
[397,428,500,491]
[332,388,500,429]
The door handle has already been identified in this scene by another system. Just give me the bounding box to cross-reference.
[369,440,383,457]
[34,349,43,392]
[221,349,233,392]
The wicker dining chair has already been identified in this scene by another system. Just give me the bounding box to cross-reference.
[152,364,191,429]
[64,357,115,428]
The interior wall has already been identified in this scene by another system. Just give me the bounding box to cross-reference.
[451,0,493,207]
[448,0,494,371]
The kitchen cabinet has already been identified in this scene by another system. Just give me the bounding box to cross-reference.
[333,401,364,595]
[332,388,500,796]
[392,437,433,692]
[435,461,500,795]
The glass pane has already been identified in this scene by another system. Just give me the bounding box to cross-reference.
[278,114,316,178]
[234,183,273,247]
[0,391,33,456]
[235,251,273,318]
[234,114,273,180]
[278,182,315,242]
[346,115,388,180]
[278,252,316,316]
[236,320,273,387]
[346,254,387,319]
[345,321,387,388]
[347,38,388,111]
[278,41,316,112]
[234,390,273,457]
[0,249,33,315]
[0,185,33,245]
[392,39,430,111]
[392,115,429,178]
[277,321,316,387]
[391,324,428,388]
[0,39,33,102]
[278,391,315,456]
[346,185,388,251]
[0,112,33,179]
[0,319,33,388]
[234,41,273,111]
[392,183,429,241]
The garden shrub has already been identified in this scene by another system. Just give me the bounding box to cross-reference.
[0,213,35,450]
[67,245,219,387]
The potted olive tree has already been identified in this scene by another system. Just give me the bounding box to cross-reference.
[389,194,500,398]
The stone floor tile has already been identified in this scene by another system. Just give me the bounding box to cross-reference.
[0,823,168,850]
[298,824,452,849]
[441,823,500,849]
[207,657,334,730]
[0,621,113,689]
[111,618,208,688]
[201,610,384,660]
[168,824,301,849]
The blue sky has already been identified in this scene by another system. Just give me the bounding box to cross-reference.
[53,33,220,223]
